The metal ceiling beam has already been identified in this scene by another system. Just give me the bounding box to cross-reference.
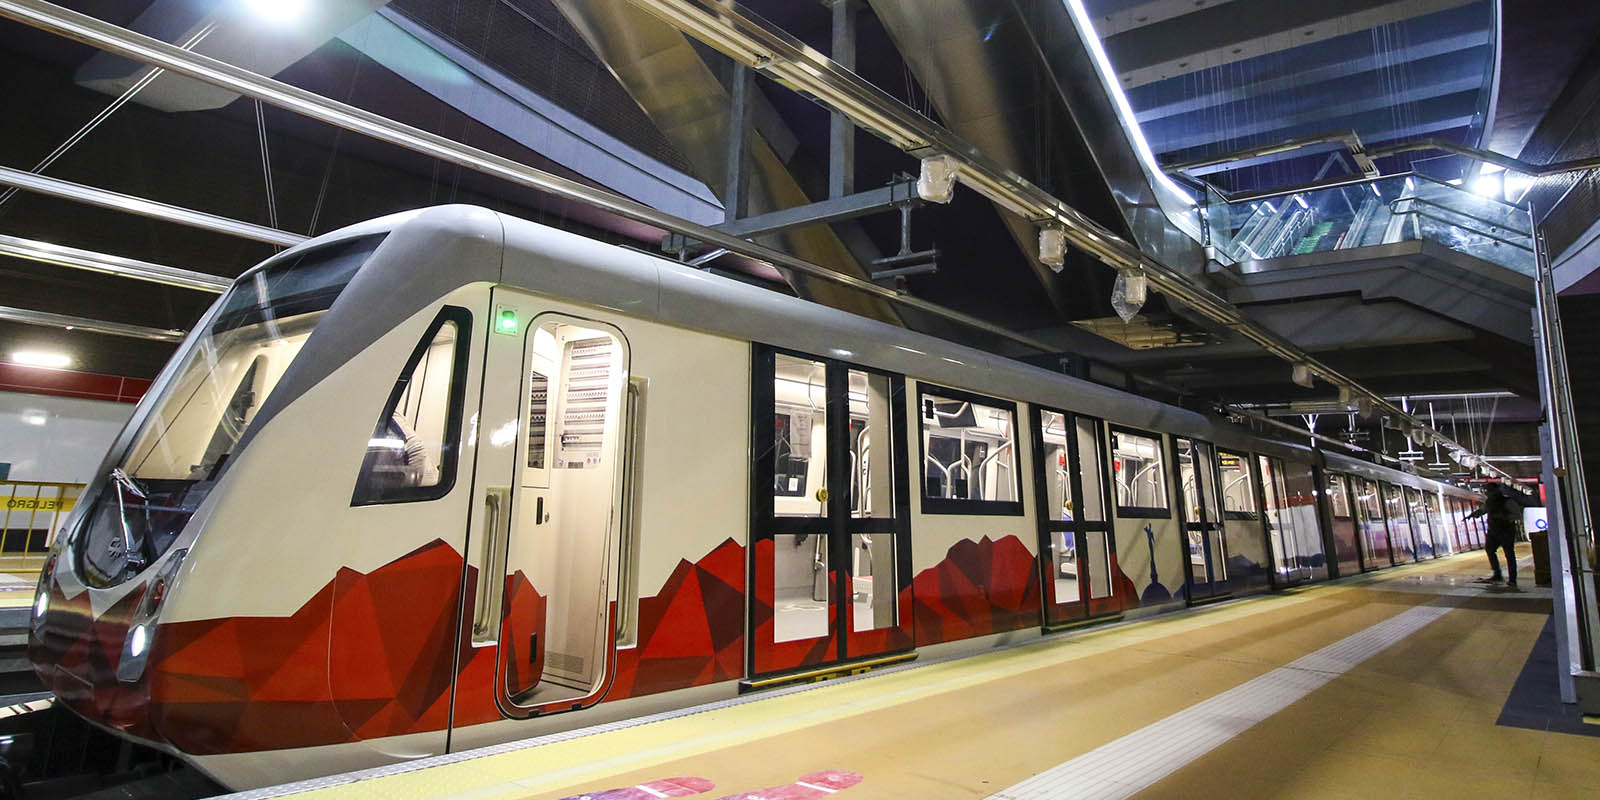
[0,0,1058,356]
[1102,0,1481,89]
[0,0,1509,478]
[0,304,186,342]
[664,177,920,249]
[0,164,305,247]
[0,233,229,292]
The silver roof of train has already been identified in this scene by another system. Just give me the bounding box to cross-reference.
[246,205,1472,498]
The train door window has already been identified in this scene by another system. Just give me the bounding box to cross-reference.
[774,355,829,518]
[917,386,1021,514]
[1110,428,1168,515]
[1425,492,1448,554]
[501,317,629,708]
[1041,411,1076,523]
[848,370,895,519]
[1076,417,1107,522]
[851,533,896,632]
[1217,452,1256,515]
[774,534,830,642]
[1040,411,1079,606]
[353,309,470,504]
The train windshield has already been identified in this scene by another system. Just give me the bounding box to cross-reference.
[74,234,386,588]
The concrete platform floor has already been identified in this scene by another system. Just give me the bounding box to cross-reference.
[253,546,1598,800]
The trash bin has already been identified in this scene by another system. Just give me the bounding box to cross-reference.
[1530,530,1551,587]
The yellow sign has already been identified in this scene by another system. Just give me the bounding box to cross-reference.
[3,494,76,514]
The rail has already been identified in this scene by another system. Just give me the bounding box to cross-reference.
[1,480,83,560]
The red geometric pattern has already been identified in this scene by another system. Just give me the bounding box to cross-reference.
[31,575,157,741]
[910,535,1041,647]
[611,538,745,699]
[749,537,839,675]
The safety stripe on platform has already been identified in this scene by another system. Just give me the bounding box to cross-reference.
[983,596,1465,800]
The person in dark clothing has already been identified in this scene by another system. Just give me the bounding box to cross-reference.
[1467,482,1539,588]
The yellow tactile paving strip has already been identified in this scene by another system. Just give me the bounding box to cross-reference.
[275,551,1564,800]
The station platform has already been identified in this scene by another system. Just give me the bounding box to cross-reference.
[233,548,1595,800]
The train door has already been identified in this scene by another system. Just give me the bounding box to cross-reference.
[750,347,913,677]
[461,290,635,720]
[1217,450,1272,594]
[1323,472,1365,576]
[1034,409,1119,624]
[1384,484,1418,563]
[1414,483,1440,560]
[1355,478,1393,569]
[1175,438,1228,603]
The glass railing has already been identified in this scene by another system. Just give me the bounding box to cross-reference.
[1203,173,1535,276]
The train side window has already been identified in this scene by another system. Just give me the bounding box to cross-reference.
[352,308,471,505]
[1110,428,1168,516]
[917,385,1022,515]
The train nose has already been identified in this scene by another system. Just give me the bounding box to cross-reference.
[28,550,187,744]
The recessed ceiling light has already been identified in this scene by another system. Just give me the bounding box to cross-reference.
[10,350,72,369]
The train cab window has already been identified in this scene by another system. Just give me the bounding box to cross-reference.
[1217,451,1257,517]
[352,310,470,504]
[774,354,829,517]
[1110,429,1167,514]
[917,386,1021,514]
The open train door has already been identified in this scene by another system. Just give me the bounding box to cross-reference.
[451,288,633,736]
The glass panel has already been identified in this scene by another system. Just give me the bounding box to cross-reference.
[1041,411,1075,522]
[1385,484,1414,559]
[848,371,895,519]
[774,534,829,642]
[1280,461,1325,578]
[1210,174,1534,276]
[1176,439,1201,523]
[920,391,1018,503]
[1111,430,1167,511]
[1050,529,1080,604]
[851,534,897,632]
[1085,531,1113,599]
[1187,529,1208,576]
[1075,418,1107,521]
[1209,530,1229,581]
[354,319,461,501]
[1197,443,1223,522]
[774,355,828,518]
[1217,452,1256,514]
[1426,492,1449,554]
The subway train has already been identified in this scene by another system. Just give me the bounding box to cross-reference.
[27,206,1487,790]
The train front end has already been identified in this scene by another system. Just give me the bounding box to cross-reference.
[25,208,507,788]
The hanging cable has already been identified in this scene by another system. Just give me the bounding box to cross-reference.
[254,98,279,231]
[0,20,217,213]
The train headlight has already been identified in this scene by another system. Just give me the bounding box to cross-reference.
[33,591,47,619]
[129,625,148,658]
[117,623,151,683]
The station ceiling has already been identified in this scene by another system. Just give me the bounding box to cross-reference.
[1,0,1592,475]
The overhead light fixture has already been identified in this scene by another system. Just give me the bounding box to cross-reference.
[21,410,48,426]
[1294,195,1309,210]
[916,155,959,204]
[241,0,308,24]
[1039,227,1067,271]
[10,350,72,369]
[1291,363,1315,389]
[1471,173,1502,198]
[1110,270,1147,322]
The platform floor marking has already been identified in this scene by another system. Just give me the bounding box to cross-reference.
[555,776,713,800]
[232,556,1472,799]
[712,770,861,800]
[982,595,1468,800]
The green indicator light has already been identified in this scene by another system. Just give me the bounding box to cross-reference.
[497,308,518,333]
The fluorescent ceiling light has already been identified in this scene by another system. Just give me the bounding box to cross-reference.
[10,350,72,369]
